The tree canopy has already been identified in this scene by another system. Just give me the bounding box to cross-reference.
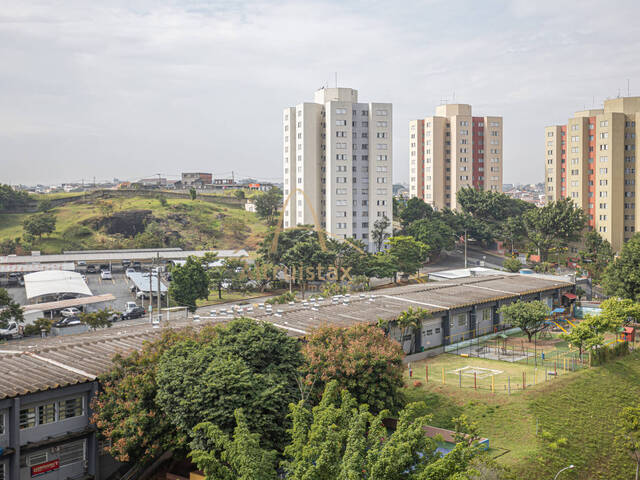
[579,231,614,282]
[603,234,640,300]
[302,324,404,413]
[155,318,303,451]
[498,300,550,342]
[168,256,210,311]
[0,185,31,212]
[23,211,57,238]
[0,288,23,329]
[386,236,430,278]
[523,198,586,261]
[255,187,282,225]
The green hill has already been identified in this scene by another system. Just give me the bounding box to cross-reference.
[0,194,269,254]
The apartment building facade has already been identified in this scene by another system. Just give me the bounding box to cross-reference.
[409,104,503,210]
[283,88,393,251]
[545,96,640,251]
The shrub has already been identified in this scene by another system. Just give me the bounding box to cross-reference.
[413,380,423,388]
[266,291,296,305]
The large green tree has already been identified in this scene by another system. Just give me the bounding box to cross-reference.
[523,198,586,261]
[189,410,278,480]
[0,288,23,329]
[302,324,404,413]
[399,197,434,228]
[372,215,391,253]
[168,256,210,311]
[603,234,640,300]
[22,211,57,239]
[406,217,456,256]
[386,236,430,279]
[0,184,31,211]
[90,327,218,464]
[457,187,534,223]
[579,231,614,283]
[155,318,303,451]
[255,187,282,225]
[498,300,550,342]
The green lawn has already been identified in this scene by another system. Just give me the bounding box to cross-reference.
[403,351,640,479]
[196,291,270,307]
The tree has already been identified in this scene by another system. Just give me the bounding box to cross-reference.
[399,197,434,228]
[617,406,640,480]
[523,198,586,261]
[498,300,550,342]
[499,216,526,255]
[365,252,398,280]
[303,324,404,413]
[23,211,57,239]
[156,319,303,451]
[189,187,197,200]
[406,217,456,256]
[281,237,336,295]
[90,327,218,464]
[0,288,23,329]
[579,231,614,282]
[189,409,278,480]
[283,381,455,480]
[386,236,430,280]
[169,256,210,311]
[598,297,640,330]
[234,189,246,200]
[158,194,168,207]
[562,318,602,359]
[603,234,640,300]
[457,187,533,223]
[80,309,113,330]
[38,198,52,212]
[255,188,282,225]
[502,257,522,273]
[383,307,429,354]
[0,184,31,212]
[372,215,391,252]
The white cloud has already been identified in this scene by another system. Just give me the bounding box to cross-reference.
[1,0,639,185]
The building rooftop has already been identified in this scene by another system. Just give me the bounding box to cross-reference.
[0,274,572,400]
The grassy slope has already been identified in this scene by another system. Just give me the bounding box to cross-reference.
[0,196,269,253]
[404,352,640,480]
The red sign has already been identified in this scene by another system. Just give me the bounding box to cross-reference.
[31,459,60,477]
[249,183,260,188]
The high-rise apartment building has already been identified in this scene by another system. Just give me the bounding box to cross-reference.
[409,104,503,210]
[545,96,640,251]
[282,87,393,251]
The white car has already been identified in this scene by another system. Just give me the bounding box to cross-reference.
[125,267,136,277]
[101,270,112,280]
[61,307,81,317]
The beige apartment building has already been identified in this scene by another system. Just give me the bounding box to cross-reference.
[545,96,640,252]
[283,87,393,252]
[409,104,503,210]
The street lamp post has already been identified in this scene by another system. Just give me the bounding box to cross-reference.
[464,229,468,269]
[554,464,575,480]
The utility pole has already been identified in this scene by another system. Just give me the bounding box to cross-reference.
[156,252,161,322]
[464,229,468,269]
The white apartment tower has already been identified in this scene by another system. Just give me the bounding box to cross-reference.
[283,87,393,251]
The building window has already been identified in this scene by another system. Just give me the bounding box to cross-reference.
[19,407,36,429]
[59,440,86,467]
[375,109,388,116]
[59,396,83,420]
[38,403,56,425]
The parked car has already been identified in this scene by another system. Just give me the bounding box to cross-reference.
[0,321,22,340]
[81,274,87,282]
[121,306,145,320]
[86,265,97,273]
[53,316,82,328]
[61,307,81,317]
[125,301,138,312]
[108,312,122,322]
[101,270,112,280]
[77,260,87,267]
[132,262,142,271]
[99,264,109,271]
[122,260,131,268]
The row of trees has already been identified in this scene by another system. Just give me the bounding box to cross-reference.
[398,189,588,263]
[91,318,500,478]
[0,184,31,211]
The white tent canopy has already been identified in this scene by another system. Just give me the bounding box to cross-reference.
[24,270,92,301]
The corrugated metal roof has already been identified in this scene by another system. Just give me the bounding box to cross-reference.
[0,274,572,400]
[0,249,248,265]
[22,294,116,313]
[0,263,75,273]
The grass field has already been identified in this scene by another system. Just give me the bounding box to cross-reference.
[404,350,640,479]
[196,291,271,307]
[0,196,269,253]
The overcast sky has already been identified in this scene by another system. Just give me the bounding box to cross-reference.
[1,0,639,186]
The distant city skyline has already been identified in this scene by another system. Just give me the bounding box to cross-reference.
[1,0,639,185]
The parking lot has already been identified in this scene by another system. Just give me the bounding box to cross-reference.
[5,265,169,317]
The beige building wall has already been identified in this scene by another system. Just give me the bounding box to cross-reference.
[545,96,640,252]
[410,104,502,210]
[283,88,392,251]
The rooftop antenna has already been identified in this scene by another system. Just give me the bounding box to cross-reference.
[628,79,630,97]
[618,87,621,98]
[452,90,456,103]
[335,72,338,88]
